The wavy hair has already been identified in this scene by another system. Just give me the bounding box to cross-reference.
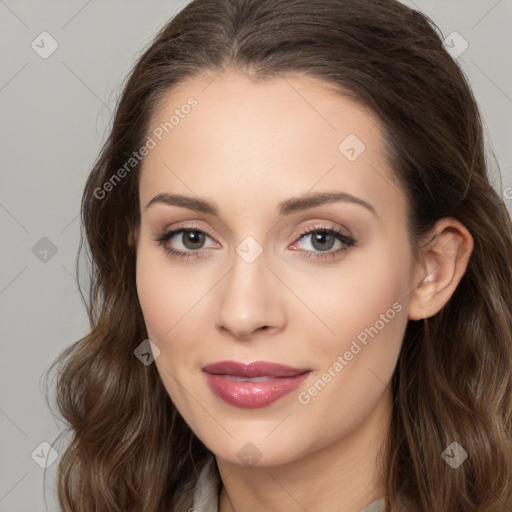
[44,0,512,510]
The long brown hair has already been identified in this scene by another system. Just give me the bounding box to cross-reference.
[44,0,512,510]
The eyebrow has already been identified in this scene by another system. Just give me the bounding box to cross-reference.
[144,191,376,217]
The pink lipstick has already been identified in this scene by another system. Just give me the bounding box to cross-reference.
[202,360,311,408]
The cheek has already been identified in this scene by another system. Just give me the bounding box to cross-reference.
[135,247,168,339]
[292,260,409,446]
[301,238,412,407]
[135,246,195,405]
[135,255,187,366]
[135,242,200,341]
[295,238,411,348]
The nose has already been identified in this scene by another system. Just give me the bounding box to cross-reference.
[214,249,286,340]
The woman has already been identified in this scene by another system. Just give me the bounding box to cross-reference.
[45,0,512,510]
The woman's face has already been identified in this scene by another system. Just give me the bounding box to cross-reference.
[135,69,418,467]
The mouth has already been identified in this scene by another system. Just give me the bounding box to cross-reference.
[221,375,277,382]
[202,360,312,408]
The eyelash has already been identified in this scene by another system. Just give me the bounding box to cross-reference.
[154,223,357,262]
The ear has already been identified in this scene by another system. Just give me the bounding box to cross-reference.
[407,217,474,320]
[126,215,139,249]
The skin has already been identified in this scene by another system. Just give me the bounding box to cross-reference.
[132,68,473,512]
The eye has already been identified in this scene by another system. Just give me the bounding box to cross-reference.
[154,225,220,260]
[289,224,356,260]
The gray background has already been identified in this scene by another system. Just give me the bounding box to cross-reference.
[1,1,511,511]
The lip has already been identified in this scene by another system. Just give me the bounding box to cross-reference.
[202,360,311,408]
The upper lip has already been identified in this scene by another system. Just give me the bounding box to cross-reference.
[202,360,311,378]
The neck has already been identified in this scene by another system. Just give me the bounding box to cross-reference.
[217,384,392,512]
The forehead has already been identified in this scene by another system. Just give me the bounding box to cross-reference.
[139,69,405,222]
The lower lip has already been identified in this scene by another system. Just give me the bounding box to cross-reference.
[203,372,311,408]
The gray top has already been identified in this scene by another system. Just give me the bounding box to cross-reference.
[191,456,387,512]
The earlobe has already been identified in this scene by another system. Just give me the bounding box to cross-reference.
[407,218,474,320]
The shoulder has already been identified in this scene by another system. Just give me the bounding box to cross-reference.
[189,457,417,512]
[191,454,221,512]
[360,498,387,511]
[360,498,418,512]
